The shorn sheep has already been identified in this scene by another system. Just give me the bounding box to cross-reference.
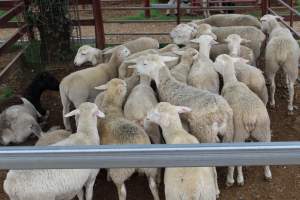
[4,102,105,200]
[124,75,162,144]
[60,46,130,130]
[188,35,220,93]
[214,54,272,187]
[74,37,159,67]
[126,54,234,144]
[0,97,42,145]
[192,14,262,28]
[147,102,219,200]
[225,34,268,105]
[261,14,300,114]
[95,79,160,200]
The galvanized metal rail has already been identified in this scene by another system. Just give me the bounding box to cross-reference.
[0,142,299,169]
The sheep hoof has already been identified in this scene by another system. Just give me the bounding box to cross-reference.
[225,181,234,187]
[288,110,294,115]
[294,105,298,110]
[237,181,244,187]
[264,176,272,182]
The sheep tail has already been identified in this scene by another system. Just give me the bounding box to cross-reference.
[20,97,42,118]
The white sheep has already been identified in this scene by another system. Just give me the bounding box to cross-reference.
[170,23,265,59]
[4,102,104,200]
[95,79,160,200]
[210,43,256,66]
[261,14,300,114]
[60,45,130,130]
[225,34,268,105]
[126,54,234,144]
[0,97,42,145]
[166,0,191,16]
[147,102,219,200]
[124,75,161,144]
[214,54,272,187]
[192,14,262,29]
[188,35,220,94]
[170,47,199,83]
[74,37,159,67]
[35,128,71,146]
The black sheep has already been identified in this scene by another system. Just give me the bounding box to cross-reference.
[23,72,59,117]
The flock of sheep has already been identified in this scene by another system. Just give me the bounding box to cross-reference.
[0,13,299,200]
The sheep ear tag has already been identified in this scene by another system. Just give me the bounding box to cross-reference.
[95,110,105,118]
[64,109,80,118]
[175,106,192,113]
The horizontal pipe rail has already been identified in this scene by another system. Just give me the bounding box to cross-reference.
[0,1,24,26]
[105,32,169,35]
[0,142,299,169]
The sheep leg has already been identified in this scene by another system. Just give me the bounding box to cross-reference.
[226,166,235,187]
[213,167,220,197]
[114,183,126,200]
[147,174,160,200]
[60,90,72,131]
[85,176,97,200]
[77,189,84,200]
[268,73,276,109]
[251,128,272,181]
[287,79,295,114]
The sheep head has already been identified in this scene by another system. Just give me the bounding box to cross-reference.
[64,102,105,119]
[260,14,284,34]
[170,23,197,45]
[125,54,178,83]
[146,102,191,128]
[225,34,250,57]
[74,45,103,67]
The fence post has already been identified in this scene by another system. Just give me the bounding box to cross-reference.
[176,0,181,24]
[24,0,35,40]
[92,0,105,49]
[261,0,268,16]
[290,0,294,27]
[144,0,150,18]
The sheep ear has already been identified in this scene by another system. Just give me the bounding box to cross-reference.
[175,106,192,114]
[173,50,185,56]
[190,38,200,43]
[95,84,108,90]
[103,46,116,55]
[124,58,138,64]
[159,56,178,63]
[211,40,219,45]
[95,110,105,118]
[193,52,199,60]
[274,16,284,21]
[127,65,137,69]
[210,33,217,40]
[64,109,80,118]
[232,57,249,64]
[241,39,251,44]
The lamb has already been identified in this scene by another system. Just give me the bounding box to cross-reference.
[124,75,161,144]
[146,102,219,200]
[166,0,191,16]
[95,79,160,200]
[0,97,42,145]
[24,71,60,117]
[210,44,255,66]
[126,54,234,144]
[225,34,268,104]
[261,14,300,114]
[74,37,159,67]
[60,45,130,130]
[170,47,198,83]
[4,102,104,200]
[188,35,220,94]
[213,54,272,187]
[192,14,262,29]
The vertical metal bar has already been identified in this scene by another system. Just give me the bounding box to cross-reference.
[92,0,105,49]
[290,0,294,27]
[144,0,150,18]
[24,0,35,40]
[176,0,180,24]
[261,0,267,16]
